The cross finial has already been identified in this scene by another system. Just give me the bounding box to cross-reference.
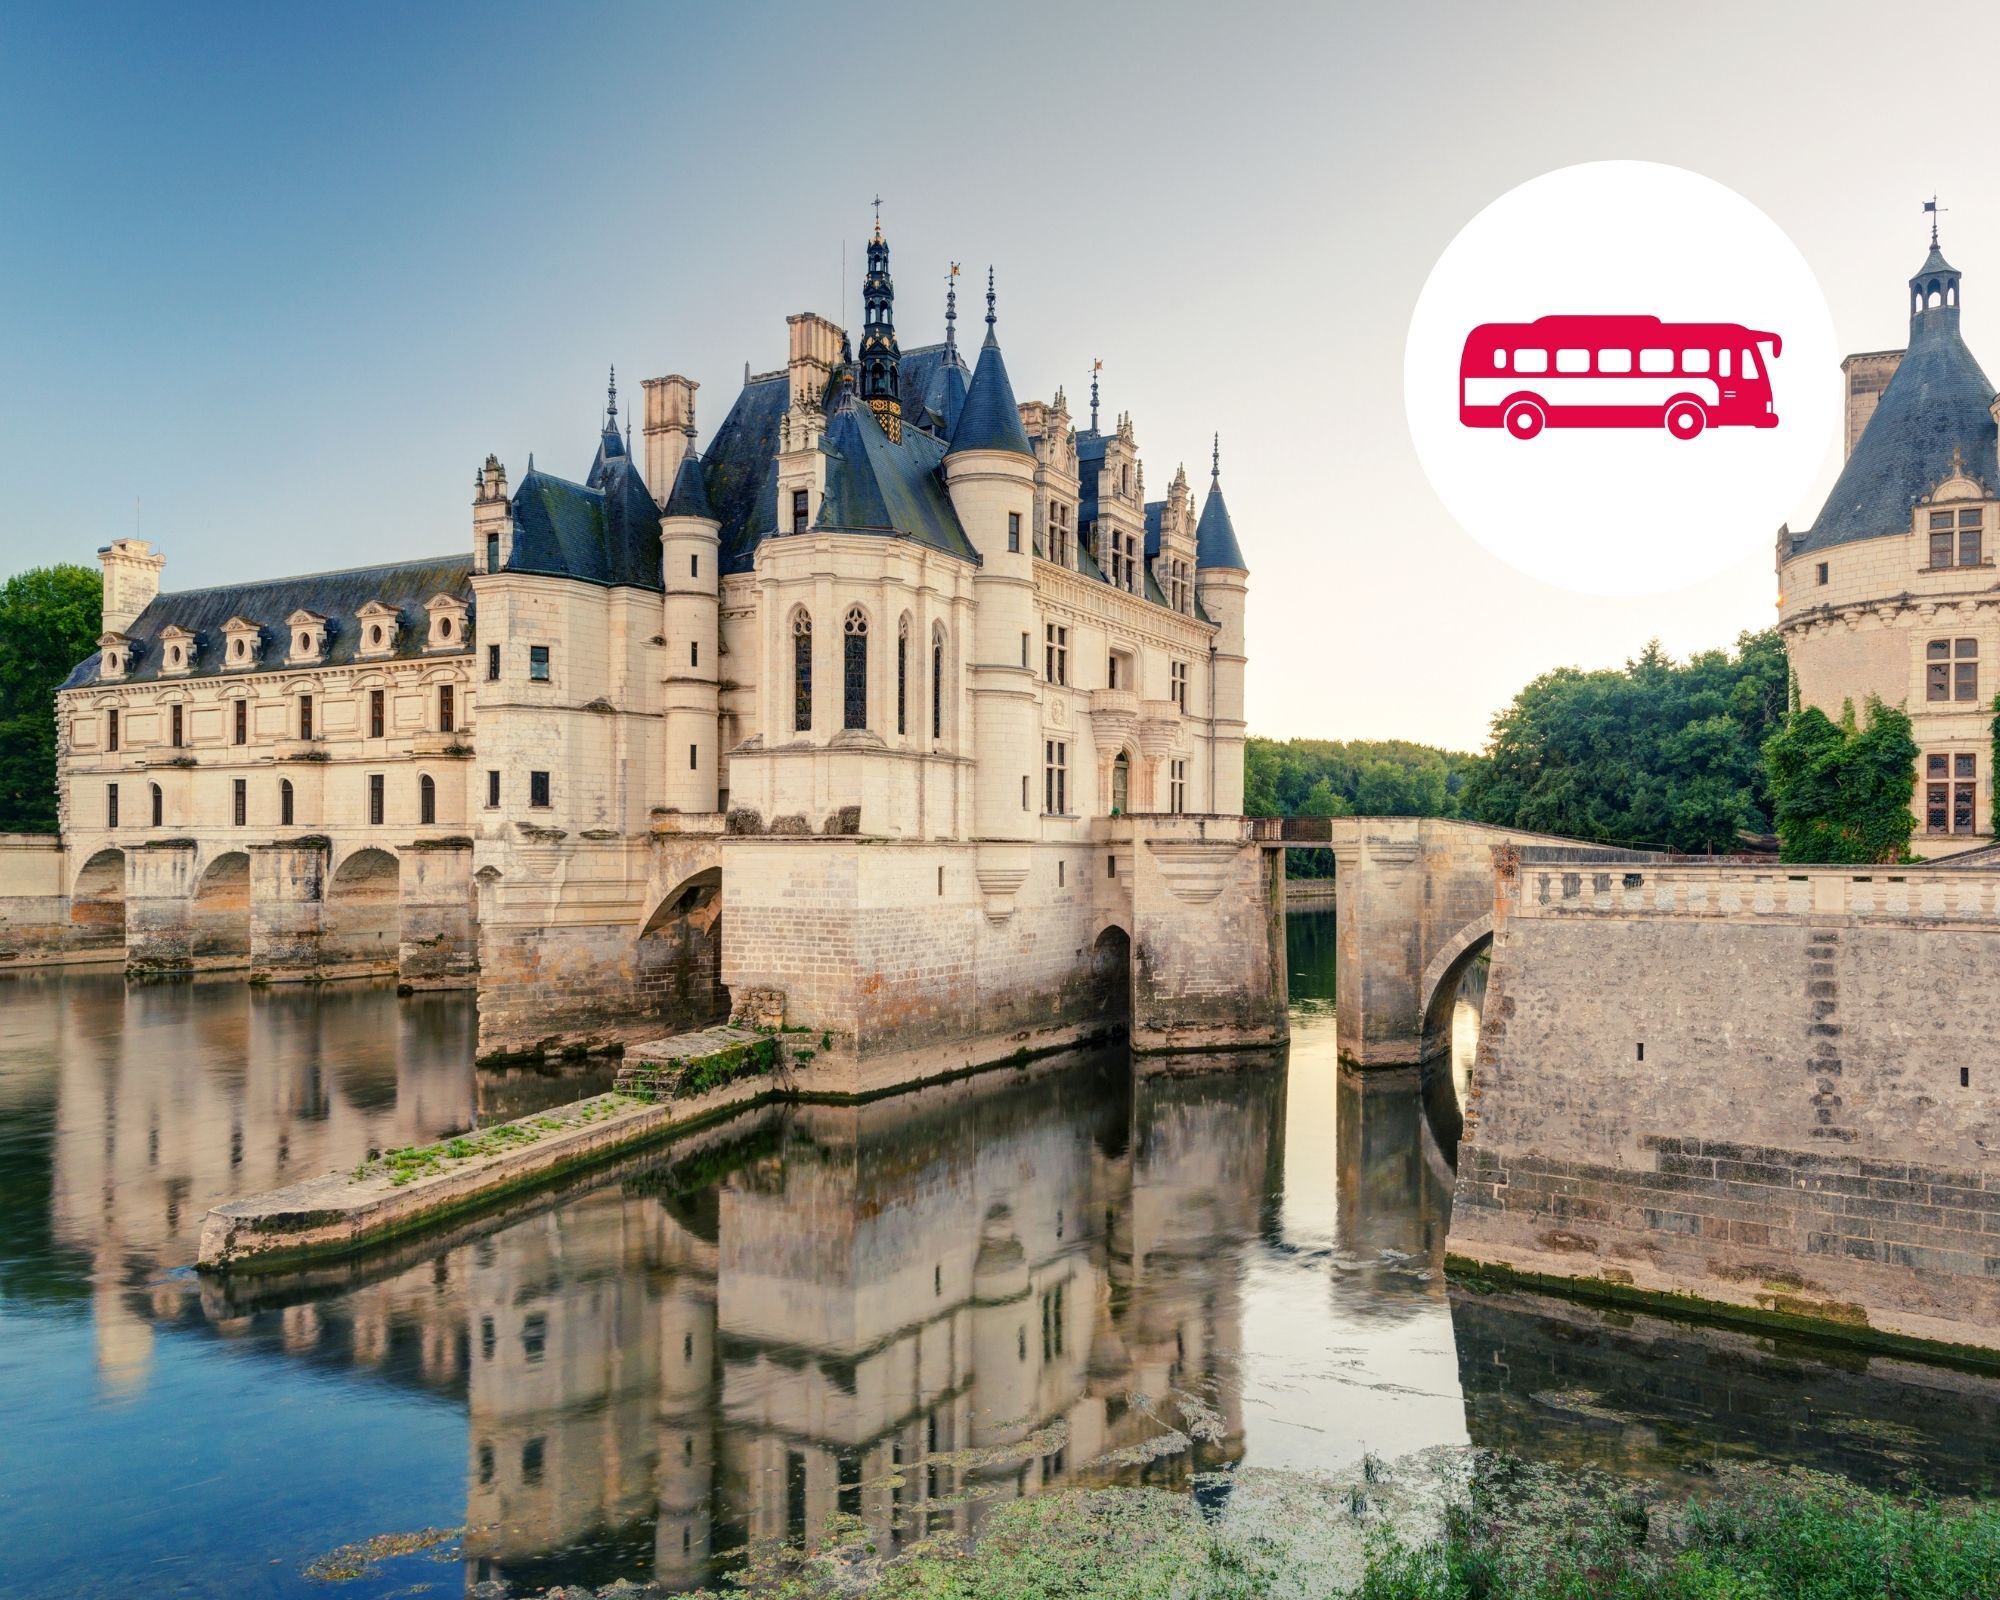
[1926,195,1947,250]
[1211,432,1220,481]
[1090,358,1102,432]
[872,194,882,242]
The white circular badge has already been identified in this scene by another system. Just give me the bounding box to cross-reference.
[1404,161,1839,596]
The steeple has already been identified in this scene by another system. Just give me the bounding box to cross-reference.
[1195,433,1246,570]
[587,364,630,488]
[946,268,1033,458]
[858,201,902,439]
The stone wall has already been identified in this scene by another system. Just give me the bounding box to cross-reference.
[1451,856,2000,1357]
[0,834,73,966]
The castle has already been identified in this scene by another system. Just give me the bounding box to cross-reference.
[1778,222,2000,856]
[48,217,1283,1079]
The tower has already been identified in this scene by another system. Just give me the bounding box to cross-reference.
[98,538,164,636]
[660,451,723,813]
[1194,436,1249,814]
[858,206,902,440]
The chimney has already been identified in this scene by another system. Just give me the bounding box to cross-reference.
[1841,350,1903,460]
[98,538,164,635]
[641,375,699,504]
[785,313,843,412]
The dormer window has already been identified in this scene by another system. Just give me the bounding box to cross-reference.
[286,609,330,664]
[98,631,132,681]
[158,625,195,676]
[221,616,261,670]
[1928,507,1984,568]
[356,600,400,659]
[423,593,469,652]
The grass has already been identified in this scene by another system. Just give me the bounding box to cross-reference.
[349,1094,635,1185]
[620,1035,778,1103]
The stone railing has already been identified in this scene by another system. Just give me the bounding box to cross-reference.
[1512,857,2000,926]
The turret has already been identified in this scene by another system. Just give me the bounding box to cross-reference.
[858,206,903,440]
[1194,437,1248,814]
[473,455,510,574]
[660,452,722,813]
[98,538,163,636]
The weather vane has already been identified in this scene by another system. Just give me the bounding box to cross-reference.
[1925,195,1947,249]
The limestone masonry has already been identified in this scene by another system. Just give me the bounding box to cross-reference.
[27,214,1281,1079]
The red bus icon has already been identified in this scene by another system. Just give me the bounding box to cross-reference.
[1460,316,1783,439]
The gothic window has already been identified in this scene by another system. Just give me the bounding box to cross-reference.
[281,779,295,827]
[843,607,868,730]
[793,610,813,732]
[1044,623,1068,685]
[1929,638,1978,701]
[1112,752,1129,814]
[897,615,909,736]
[1043,740,1067,816]
[420,773,436,825]
[150,783,162,827]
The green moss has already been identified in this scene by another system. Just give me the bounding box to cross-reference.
[622,1036,777,1103]
[350,1094,637,1185]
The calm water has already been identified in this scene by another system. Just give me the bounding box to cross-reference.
[3,910,1998,1597]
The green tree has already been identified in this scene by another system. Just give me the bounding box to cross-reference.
[1764,696,1918,863]
[0,564,103,834]
[1243,736,1471,878]
[1461,630,1787,852]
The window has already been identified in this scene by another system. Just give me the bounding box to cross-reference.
[529,645,550,682]
[486,644,500,681]
[690,639,699,667]
[1008,511,1021,552]
[1555,348,1589,373]
[1931,510,1955,568]
[843,609,869,729]
[1112,751,1129,813]
[1045,623,1068,685]
[1962,507,1984,567]
[1170,659,1188,711]
[107,783,118,828]
[280,779,294,826]
[897,618,908,735]
[232,778,246,827]
[233,699,247,745]
[150,783,162,827]
[486,531,499,571]
[691,553,699,577]
[1957,638,1980,700]
[1927,753,1979,835]
[1816,562,1829,586]
[107,709,118,752]
[486,769,499,808]
[529,770,550,808]
[1047,500,1072,566]
[419,773,436,825]
[1022,774,1030,810]
[1639,348,1673,373]
[1021,631,1030,669]
[1107,654,1120,690]
[793,611,813,732]
[791,487,809,532]
[370,689,385,739]
[932,630,944,739]
[1041,1283,1065,1360]
[299,695,313,740]
[1044,740,1067,815]
[1681,349,1711,372]
[1511,349,1548,373]
[171,704,183,748]
[368,773,385,825]
[438,684,454,733]
[1169,759,1187,814]
[1597,349,1633,373]
[689,743,698,771]
[1058,860,1065,887]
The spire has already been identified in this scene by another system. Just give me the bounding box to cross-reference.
[1927,194,1946,250]
[1212,432,1220,482]
[1910,200,1963,331]
[1090,359,1102,432]
[946,272,1033,459]
[945,262,960,358]
[858,203,902,437]
[1195,440,1246,571]
[605,365,618,435]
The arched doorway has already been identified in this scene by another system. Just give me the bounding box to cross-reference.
[638,867,726,1029]
[192,851,251,967]
[325,848,400,974]
[70,848,126,952]
[1091,924,1132,1034]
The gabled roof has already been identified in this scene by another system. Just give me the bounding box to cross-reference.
[818,397,978,561]
[58,556,474,691]
[947,332,1033,458]
[1196,478,1246,570]
[507,452,663,590]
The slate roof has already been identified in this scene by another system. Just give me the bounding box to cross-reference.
[59,555,473,691]
[1195,478,1246,569]
[947,331,1034,458]
[699,373,789,574]
[1797,258,1999,556]
[899,343,970,437]
[663,450,717,521]
[508,450,664,590]
[816,396,978,561]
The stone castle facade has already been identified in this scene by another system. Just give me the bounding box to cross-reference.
[48,218,1282,1076]
[1778,227,2000,857]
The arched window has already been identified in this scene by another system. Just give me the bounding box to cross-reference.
[280,778,295,827]
[420,773,436,825]
[792,610,813,732]
[843,607,868,730]
[931,626,946,740]
[150,783,162,827]
[897,615,910,736]
[1112,752,1130,814]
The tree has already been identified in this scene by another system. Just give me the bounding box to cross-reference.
[1460,631,1787,853]
[1244,736,1471,878]
[1764,697,1918,864]
[0,565,102,834]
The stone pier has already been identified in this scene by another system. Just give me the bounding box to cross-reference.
[125,839,199,976]
[248,838,328,980]
[398,837,476,988]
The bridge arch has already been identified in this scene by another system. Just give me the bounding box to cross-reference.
[325,847,401,972]
[1419,911,1493,1059]
[192,850,252,966]
[637,866,726,1029]
[71,847,126,951]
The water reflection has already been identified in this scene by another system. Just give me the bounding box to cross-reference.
[4,912,2000,1597]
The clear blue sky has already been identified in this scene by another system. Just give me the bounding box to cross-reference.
[2,1,1994,748]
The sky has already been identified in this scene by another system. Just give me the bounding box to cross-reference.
[2,0,1995,751]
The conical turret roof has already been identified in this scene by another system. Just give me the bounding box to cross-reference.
[663,450,716,521]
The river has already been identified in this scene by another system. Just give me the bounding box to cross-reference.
[1,907,1996,1597]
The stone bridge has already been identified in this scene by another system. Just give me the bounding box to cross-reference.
[1257,816,1657,1067]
